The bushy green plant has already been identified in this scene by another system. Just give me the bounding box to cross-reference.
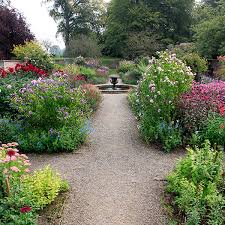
[121,69,142,85]
[12,41,53,71]
[0,143,37,224]
[23,166,69,210]
[117,60,136,73]
[182,53,208,74]
[10,77,90,152]
[64,64,107,85]
[65,35,101,58]
[0,143,69,224]
[129,51,194,151]
[74,56,86,65]
[167,141,225,225]
[0,75,32,116]
[12,78,87,131]
[201,114,225,148]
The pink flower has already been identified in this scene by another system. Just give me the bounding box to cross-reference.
[10,156,17,161]
[24,168,30,173]
[10,166,20,172]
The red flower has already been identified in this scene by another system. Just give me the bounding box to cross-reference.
[219,105,225,116]
[1,69,7,78]
[20,206,32,213]
[15,63,22,71]
[8,67,14,73]
[7,149,16,157]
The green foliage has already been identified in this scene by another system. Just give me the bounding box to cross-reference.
[182,53,208,73]
[0,143,38,224]
[0,76,32,117]
[128,51,194,151]
[64,64,108,85]
[117,60,136,74]
[121,69,142,85]
[44,0,106,47]
[167,141,225,225]
[104,0,195,57]
[201,114,225,147]
[0,118,18,143]
[0,195,37,225]
[12,41,53,71]
[23,166,69,210]
[193,1,225,58]
[65,35,101,58]
[9,77,90,153]
[123,32,163,59]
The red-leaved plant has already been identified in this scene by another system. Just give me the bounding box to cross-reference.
[179,81,225,132]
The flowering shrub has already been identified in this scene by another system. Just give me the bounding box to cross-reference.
[81,84,102,111]
[179,81,225,132]
[118,60,136,73]
[129,51,194,151]
[8,77,91,153]
[12,41,53,72]
[96,66,109,76]
[64,64,107,85]
[0,143,68,224]
[0,142,37,224]
[166,141,225,225]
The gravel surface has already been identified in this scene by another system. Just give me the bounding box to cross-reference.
[30,94,185,225]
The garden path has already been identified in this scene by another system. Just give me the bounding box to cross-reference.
[30,94,184,225]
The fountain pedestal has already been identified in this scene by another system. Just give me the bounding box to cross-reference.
[110,75,119,89]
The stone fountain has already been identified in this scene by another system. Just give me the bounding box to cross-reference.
[96,74,136,94]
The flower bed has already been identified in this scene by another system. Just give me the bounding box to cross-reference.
[166,141,225,225]
[0,65,102,153]
[0,142,68,224]
[128,51,194,151]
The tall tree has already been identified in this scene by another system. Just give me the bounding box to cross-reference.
[194,0,225,58]
[44,0,106,48]
[0,6,34,59]
[104,0,195,58]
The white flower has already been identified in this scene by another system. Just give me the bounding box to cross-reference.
[6,85,12,89]
[150,99,154,103]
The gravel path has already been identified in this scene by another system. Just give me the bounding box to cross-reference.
[30,94,184,225]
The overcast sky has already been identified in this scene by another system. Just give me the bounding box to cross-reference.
[11,0,111,49]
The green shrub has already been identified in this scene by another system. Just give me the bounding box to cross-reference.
[12,41,54,72]
[117,60,136,73]
[65,35,101,58]
[0,143,38,225]
[129,51,194,151]
[0,76,32,117]
[167,141,225,225]
[64,64,107,85]
[182,53,208,74]
[201,114,225,148]
[121,69,142,85]
[23,166,69,210]
[10,77,90,153]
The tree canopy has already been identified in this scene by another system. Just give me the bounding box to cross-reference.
[0,6,34,59]
[104,0,195,58]
[193,0,225,58]
[44,0,106,48]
